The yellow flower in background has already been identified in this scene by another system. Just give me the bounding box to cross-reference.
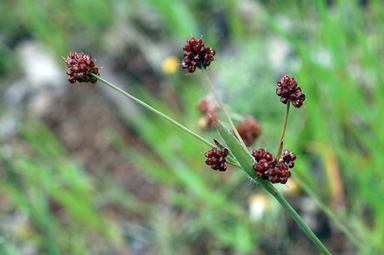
[162,56,179,74]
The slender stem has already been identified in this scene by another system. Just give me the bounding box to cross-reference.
[267,103,331,253]
[200,67,248,150]
[272,191,331,255]
[275,103,290,160]
[91,74,241,168]
[295,174,370,255]
[92,74,213,147]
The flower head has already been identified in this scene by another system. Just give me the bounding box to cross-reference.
[181,37,216,73]
[235,116,262,147]
[252,148,276,180]
[276,75,306,108]
[252,148,295,184]
[204,147,229,171]
[64,52,99,84]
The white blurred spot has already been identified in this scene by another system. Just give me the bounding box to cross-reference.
[4,40,66,116]
[248,194,269,221]
[310,48,333,68]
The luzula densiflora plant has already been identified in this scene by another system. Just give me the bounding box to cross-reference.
[181,37,305,185]
[64,37,334,255]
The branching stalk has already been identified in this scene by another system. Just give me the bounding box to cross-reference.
[200,66,248,150]
[92,73,331,254]
[91,74,241,168]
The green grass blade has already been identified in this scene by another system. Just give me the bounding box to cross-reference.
[215,120,275,192]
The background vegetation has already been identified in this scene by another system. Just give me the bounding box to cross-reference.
[1,0,383,254]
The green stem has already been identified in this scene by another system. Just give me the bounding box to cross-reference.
[200,67,248,150]
[275,103,290,160]
[295,174,370,255]
[92,74,214,147]
[270,104,330,253]
[91,74,241,168]
[215,121,331,255]
[257,177,331,254]
[271,190,331,254]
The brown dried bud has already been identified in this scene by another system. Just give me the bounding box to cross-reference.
[197,97,219,130]
[197,97,215,115]
[235,116,262,147]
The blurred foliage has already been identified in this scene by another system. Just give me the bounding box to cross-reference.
[1,0,384,254]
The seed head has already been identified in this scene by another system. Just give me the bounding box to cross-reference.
[270,163,292,184]
[252,148,276,180]
[279,150,296,168]
[204,147,229,171]
[276,75,306,108]
[197,97,216,115]
[252,148,295,184]
[235,116,262,147]
[64,52,100,84]
[182,37,216,73]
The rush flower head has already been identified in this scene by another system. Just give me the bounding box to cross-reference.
[197,97,216,115]
[235,116,262,147]
[252,148,295,184]
[280,149,296,167]
[252,148,276,180]
[64,52,100,84]
[204,147,229,171]
[181,37,216,73]
[276,75,306,108]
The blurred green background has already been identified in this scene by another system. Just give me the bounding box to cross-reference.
[1,0,383,254]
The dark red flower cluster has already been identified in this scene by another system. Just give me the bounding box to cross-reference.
[270,163,291,184]
[252,148,295,184]
[235,116,262,147]
[280,149,296,168]
[252,148,276,180]
[270,150,296,184]
[182,37,216,73]
[276,75,306,108]
[204,147,229,171]
[64,52,99,84]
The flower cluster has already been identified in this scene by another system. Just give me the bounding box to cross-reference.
[280,149,296,168]
[235,116,262,147]
[197,97,219,130]
[270,150,296,184]
[181,37,216,73]
[252,148,276,180]
[251,148,295,184]
[270,163,291,184]
[276,75,306,108]
[204,147,229,171]
[64,52,99,84]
